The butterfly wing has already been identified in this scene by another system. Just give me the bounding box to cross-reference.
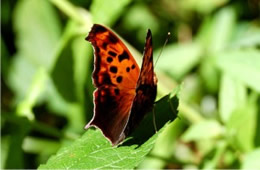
[85,24,140,145]
[124,29,157,136]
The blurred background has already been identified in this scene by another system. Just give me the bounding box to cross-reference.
[1,0,260,169]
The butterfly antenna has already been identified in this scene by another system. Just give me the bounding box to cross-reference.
[154,32,171,67]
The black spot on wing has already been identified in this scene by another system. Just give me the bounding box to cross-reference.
[108,33,118,43]
[107,57,113,63]
[118,51,129,62]
[110,66,118,73]
[116,76,123,83]
[108,51,117,57]
[114,88,120,95]
[102,73,112,84]
[126,67,130,72]
[102,42,108,49]
[131,64,136,69]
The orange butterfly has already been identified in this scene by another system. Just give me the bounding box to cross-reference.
[85,24,157,146]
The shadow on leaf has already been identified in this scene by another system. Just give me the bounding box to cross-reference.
[122,93,179,146]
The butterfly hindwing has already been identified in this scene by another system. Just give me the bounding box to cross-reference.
[124,29,157,136]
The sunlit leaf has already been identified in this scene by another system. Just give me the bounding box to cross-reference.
[226,92,258,152]
[13,0,61,69]
[181,120,224,141]
[7,56,37,101]
[122,4,160,43]
[219,74,247,123]
[9,0,61,100]
[231,22,260,48]
[242,148,260,169]
[180,0,228,14]
[156,42,202,80]
[196,7,236,52]
[90,0,131,26]
[216,48,260,92]
[16,69,48,120]
[199,56,220,93]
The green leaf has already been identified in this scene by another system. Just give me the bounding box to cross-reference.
[199,56,220,93]
[22,137,60,155]
[207,7,236,52]
[51,38,77,102]
[50,0,92,26]
[242,148,260,169]
[122,4,160,42]
[46,21,80,114]
[7,55,37,101]
[216,48,260,93]
[1,137,9,169]
[230,22,260,48]
[180,0,228,14]
[226,92,258,152]
[39,92,179,169]
[196,7,236,53]
[156,42,202,80]
[9,0,61,100]
[181,120,224,142]
[202,140,227,169]
[90,0,132,26]
[13,0,61,69]
[16,68,48,120]
[71,36,92,102]
[1,38,10,79]
[2,115,32,169]
[49,21,90,132]
[219,74,247,123]
[51,20,82,102]
[139,119,185,169]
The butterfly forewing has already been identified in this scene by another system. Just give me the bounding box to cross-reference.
[85,24,157,146]
[85,24,140,145]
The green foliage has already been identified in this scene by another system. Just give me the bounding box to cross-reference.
[216,49,260,92]
[156,42,202,79]
[242,148,260,169]
[1,0,260,169]
[39,93,178,169]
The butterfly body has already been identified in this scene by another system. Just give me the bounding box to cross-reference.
[85,24,157,145]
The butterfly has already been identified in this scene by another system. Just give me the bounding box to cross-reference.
[84,24,157,146]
